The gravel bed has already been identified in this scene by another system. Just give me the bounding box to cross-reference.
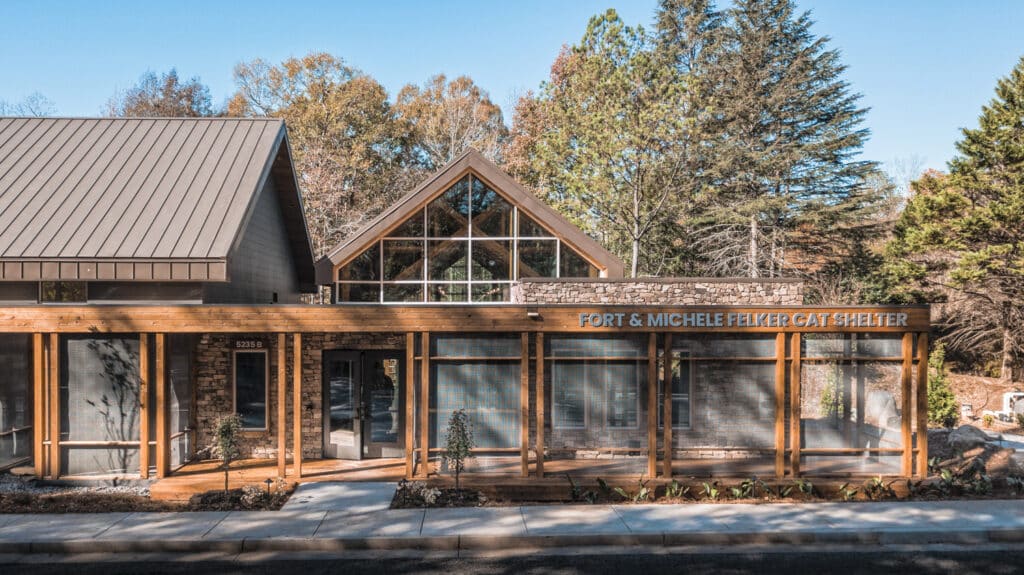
[0,473,150,497]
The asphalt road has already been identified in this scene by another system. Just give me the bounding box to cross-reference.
[4,545,1024,575]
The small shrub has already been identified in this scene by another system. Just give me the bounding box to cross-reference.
[983,414,995,428]
[444,409,474,491]
[701,481,720,501]
[837,483,858,501]
[665,480,690,499]
[211,414,242,492]
[796,479,815,497]
[862,476,897,500]
[613,475,652,503]
[927,344,959,428]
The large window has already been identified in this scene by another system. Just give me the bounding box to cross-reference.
[548,336,646,432]
[234,350,267,430]
[336,174,600,303]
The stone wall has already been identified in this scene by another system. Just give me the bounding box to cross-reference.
[512,278,804,305]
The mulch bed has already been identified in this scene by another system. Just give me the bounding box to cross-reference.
[0,485,293,513]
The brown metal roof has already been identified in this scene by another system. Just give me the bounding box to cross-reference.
[314,149,626,284]
[0,117,315,289]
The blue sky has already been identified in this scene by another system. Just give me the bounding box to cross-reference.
[2,1,1022,174]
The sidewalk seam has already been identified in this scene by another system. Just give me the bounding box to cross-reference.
[201,512,230,538]
[93,512,133,538]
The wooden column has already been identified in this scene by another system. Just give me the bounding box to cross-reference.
[662,333,673,478]
[405,333,415,479]
[916,332,930,477]
[901,332,914,476]
[789,333,801,477]
[139,334,150,478]
[419,332,430,477]
[293,333,302,479]
[774,332,786,478]
[520,332,530,477]
[277,333,287,478]
[535,333,545,478]
[32,333,44,477]
[48,333,59,479]
[155,334,169,478]
[647,333,658,478]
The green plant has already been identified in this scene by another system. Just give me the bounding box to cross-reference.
[983,414,995,428]
[927,457,943,475]
[905,479,928,498]
[613,475,652,503]
[795,479,815,497]
[443,409,475,491]
[778,484,794,498]
[211,414,242,493]
[730,478,756,499]
[665,480,690,499]
[1006,476,1024,494]
[596,478,614,499]
[927,344,959,428]
[862,476,897,500]
[837,483,858,501]
[565,474,598,503]
[1016,413,1024,428]
[820,364,845,419]
[701,481,720,501]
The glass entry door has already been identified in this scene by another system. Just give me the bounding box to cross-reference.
[323,350,403,459]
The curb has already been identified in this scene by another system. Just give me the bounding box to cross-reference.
[1,527,1022,554]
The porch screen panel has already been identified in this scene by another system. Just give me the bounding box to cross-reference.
[169,334,194,469]
[430,335,520,451]
[800,334,905,475]
[61,336,141,476]
[0,335,31,470]
[548,335,648,470]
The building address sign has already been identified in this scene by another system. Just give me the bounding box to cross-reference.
[578,311,909,329]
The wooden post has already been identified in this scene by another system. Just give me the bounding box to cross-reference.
[535,333,545,479]
[293,333,302,479]
[155,334,169,478]
[405,333,415,479]
[32,333,44,477]
[48,333,59,479]
[662,333,673,478]
[647,333,658,478]
[789,333,801,477]
[901,332,914,477]
[419,332,430,477]
[774,332,786,478]
[521,332,530,477]
[916,332,930,477]
[139,334,150,479]
[277,333,287,478]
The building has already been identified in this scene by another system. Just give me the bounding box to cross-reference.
[0,117,930,484]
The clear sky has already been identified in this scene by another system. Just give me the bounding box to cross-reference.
[2,0,1022,174]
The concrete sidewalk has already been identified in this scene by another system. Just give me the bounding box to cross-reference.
[2,499,1024,554]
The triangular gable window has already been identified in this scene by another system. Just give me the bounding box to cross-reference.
[337,174,599,303]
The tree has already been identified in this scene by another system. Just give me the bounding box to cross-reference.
[395,74,508,170]
[444,409,474,491]
[212,414,242,492]
[883,56,1024,381]
[229,52,416,258]
[927,344,960,429]
[0,92,56,116]
[506,10,687,276]
[106,69,215,117]
[676,0,883,278]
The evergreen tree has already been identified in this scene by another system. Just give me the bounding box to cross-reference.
[927,344,960,429]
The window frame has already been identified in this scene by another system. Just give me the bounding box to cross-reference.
[658,354,693,430]
[232,349,269,431]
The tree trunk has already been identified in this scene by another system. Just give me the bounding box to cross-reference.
[749,214,759,278]
[1001,324,1014,382]
[631,239,640,278]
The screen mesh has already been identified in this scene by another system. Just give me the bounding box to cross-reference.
[0,335,31,469]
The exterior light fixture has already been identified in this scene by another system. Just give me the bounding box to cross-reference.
[264,478,274,495]
[526,308,541,319]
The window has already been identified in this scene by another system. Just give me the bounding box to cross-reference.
[549,336,645,431]
[658,354,692,429]
[234,351,267,430]
[40,281,86,303]
[335,174,600,303]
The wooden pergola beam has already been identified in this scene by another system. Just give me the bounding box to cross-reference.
[405,333,415,479]
[293,333,302,479]
[774,332,786,478]
[647,333,658,478]
[419,332,430,477]
[277,333,287,478]
[662,333,673,478]
[901,332,914,476]
[155,333,169,478]
[520,332,529,477]
[916,332,930,477]
[535,332,545,478]
[48,333,59,479]
[139,334,150,479]
[789,333,802,477]
[32,333,44,477]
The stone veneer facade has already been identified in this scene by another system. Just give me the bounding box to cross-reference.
[511,277,804,306]
[193,278,804,463]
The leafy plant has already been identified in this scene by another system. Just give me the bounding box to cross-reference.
[665,480,690,500]
[443,409,474,491]
[795,479,815,497]
[613,475,652,503]
[596,478,614,499]
[862,476,897,500]
[837,483,858,501]
[927,457,943,475]
[926,344,959,428]
[983,414,995,428]
[778,484,794,498]
[730,478,755,499]
[565,474,598,503]
[211,414,242,493]
[701,481,720,501]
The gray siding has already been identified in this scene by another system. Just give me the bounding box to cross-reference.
[204,178,301,304]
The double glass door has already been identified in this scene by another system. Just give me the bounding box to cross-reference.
[323,350,403,459]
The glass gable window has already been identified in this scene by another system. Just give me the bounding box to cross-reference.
[336,174,600,302]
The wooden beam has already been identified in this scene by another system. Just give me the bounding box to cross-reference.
[916,332,930,477]
[276,333,287,478]
[48,333,59,479]
[405,333,415,480]
[419,332,430,477]
[901,332,914,477]
[155,333,169,478]
[521,333,530,477]
[774,332,786,478]
[534,332,546,478]
[0,305,932,334]
[789,333,801,477]
[647,333,658,478]
[662,333,673,478]
[139,334,150,479]
[293,333,302,479]
[32,333,44,477]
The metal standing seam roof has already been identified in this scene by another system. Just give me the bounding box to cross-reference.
[0,117,315,288]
